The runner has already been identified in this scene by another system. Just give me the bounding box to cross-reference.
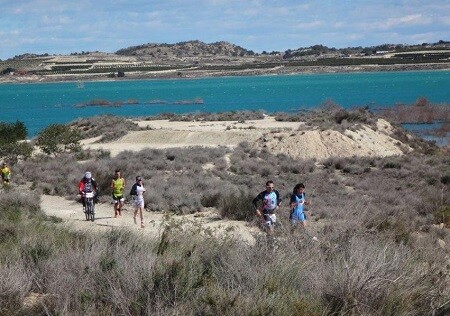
[130,176,146,228]
[289,183,310,228]
[111,169,125,218]
[252,180,282,234]
[1,162,11,186]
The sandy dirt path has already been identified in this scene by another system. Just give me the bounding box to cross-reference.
[40,194,258,244]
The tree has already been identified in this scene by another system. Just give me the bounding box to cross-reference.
[1,67,15,75]
[36,124,81,156]
[0,142,33,163]
[0,121,32,162]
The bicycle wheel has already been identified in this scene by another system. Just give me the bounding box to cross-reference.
[90,202,95,222]
[86,199,93,221]
[84,202,89,221]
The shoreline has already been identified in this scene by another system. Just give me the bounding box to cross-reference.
[1,63,449,84]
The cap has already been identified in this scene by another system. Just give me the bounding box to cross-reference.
[84,171,92,179]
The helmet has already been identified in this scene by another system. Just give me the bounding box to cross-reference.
[84,171,92,179]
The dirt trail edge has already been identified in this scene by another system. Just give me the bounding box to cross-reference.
[40,194,257,244]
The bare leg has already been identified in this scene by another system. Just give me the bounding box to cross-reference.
[139,207,144,228]
[118,201,124,216]
[133,208,138,224]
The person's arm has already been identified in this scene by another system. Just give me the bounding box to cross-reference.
[78,180,84,194]
[130,183,137,196]
[304,192,310,205]
[290,194,297,208]
[92,180,99,193]
[275,190,282,208]
[252,193,261,208]
[253,192,263,217]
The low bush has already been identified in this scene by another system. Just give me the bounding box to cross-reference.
[69,115,141,141]
[145,110,266,122]
[434,204,450,227]
[219,191,255,221]
[0,189,41,222]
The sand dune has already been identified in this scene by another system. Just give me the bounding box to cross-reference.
[82,117,407,159]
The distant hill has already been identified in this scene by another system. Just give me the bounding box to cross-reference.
[115,40,256,58]
[1,39,449,83]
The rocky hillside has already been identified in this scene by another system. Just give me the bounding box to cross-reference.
[115,40,255,59]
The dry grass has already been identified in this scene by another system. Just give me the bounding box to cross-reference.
[69,115,142,142]
[376,100,450,124]
[2,111,450,315]
[143,110,266,122]
[1,205,448,315]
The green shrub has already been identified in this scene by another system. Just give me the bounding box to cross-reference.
[36,124,81,155]
[25,243,53,265]
[219,192,255,221]
[433,204,450,227]
[0,121,27,144]
[383,161,402,169]
[0,190,41,222]
[441,174,450,185]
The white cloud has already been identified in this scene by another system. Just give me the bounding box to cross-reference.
[332,22,345,28]
[385,14,428,28]
[294,20,324,30]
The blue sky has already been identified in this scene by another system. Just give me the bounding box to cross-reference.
[1,0,449,60]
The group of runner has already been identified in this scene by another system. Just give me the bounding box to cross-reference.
[77,173,309,232]
[4,162,307,233]
[78,169,146,228]
[253,180,311,234]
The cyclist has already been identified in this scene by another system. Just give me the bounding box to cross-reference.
[252,180,282,234]
[1,162,11,186]
[78,171,99,212]
[111,169,125,218]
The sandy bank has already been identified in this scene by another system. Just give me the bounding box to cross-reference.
[82,116,408,159]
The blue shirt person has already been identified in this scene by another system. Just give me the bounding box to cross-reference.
[290,183,310,227]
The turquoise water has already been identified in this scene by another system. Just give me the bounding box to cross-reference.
[1,70,449,136]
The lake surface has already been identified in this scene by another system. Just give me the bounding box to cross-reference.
[1,70,449,137]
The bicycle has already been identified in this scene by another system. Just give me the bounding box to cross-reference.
[84,192,95,222]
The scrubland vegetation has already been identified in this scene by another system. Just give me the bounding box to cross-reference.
[1,110,449,315]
